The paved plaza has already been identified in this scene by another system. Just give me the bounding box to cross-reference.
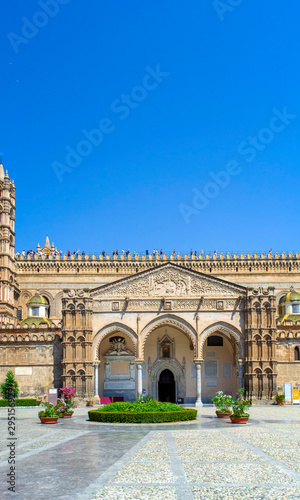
[1,406,300,499]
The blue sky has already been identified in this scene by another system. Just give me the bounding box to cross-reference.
[1,1,299,255]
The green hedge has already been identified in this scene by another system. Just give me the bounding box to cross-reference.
[88,409,197,423]
[100,401,185,413]
[0,398,41,407]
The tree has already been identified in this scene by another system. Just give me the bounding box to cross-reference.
[1,370,19,399]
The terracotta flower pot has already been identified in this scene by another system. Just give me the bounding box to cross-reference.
[216,411,231,418]
[276,401,284,406]
[60,413,73,418]
[230,416,249,424]
[39,416,59,424]
[87,403,93,407]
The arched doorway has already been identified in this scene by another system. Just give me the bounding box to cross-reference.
[158,369,175,402]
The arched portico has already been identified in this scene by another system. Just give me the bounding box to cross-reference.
[92,323,137,400]
[199,322,244,402]
[199,322,244,359]
[92,323,137,360]
[140,314,197,359]
[141,315,197,403]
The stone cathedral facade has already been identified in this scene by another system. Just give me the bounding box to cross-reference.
[0,162,300,404]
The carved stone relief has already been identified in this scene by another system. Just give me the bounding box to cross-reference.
[91,263,245,299]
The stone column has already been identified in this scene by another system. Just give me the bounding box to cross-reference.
[94,363,99,395]
[195,361,203,407]
[93,362,100,404]
[136,364,143,398]
[238,359,243,389]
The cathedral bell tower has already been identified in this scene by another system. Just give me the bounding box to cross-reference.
[0,159,19,325]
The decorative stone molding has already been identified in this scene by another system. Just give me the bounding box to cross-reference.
[93,297,243,312]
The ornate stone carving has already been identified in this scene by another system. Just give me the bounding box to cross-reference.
[91,263,244,299]
[105,338,133,356]
[92,323,137,360]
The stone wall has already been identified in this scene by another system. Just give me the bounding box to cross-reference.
[0,341,62,397]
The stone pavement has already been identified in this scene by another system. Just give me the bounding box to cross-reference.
[1,406,300,499]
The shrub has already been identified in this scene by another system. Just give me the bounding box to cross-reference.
[0,399,41,407]
[0,370,19,399]
[100,400,185,413]
[135,395,154,403]
[88,409,197,423]
[275,394,285,402]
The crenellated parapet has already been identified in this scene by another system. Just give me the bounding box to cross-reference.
[15,251,300,276]
[0,325,61,343]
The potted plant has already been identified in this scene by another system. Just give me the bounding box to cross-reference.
[275,394,285,406]
[230,397,251,424]
[37,395,59,424]
[56,386,76,418]
[211,391,233,418]
[55,398,74,418]
[86,400,93,407]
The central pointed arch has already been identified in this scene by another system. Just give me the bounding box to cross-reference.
[140,314,197,359]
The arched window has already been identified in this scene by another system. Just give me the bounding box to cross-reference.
[295,346,300,361]
[207,335,223,346]
[42,296,50,317]
[17,307,22,321]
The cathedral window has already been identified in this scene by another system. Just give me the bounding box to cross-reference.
[295,346,300,361]
[207,335,223,346]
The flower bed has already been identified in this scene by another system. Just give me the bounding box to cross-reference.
[88,400,197,423]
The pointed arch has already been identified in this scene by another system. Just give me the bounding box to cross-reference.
[199,321,244,359]
[140,314,197,359]
[54,291,64,317]
[92,323,137,360]
[148,358,185,401]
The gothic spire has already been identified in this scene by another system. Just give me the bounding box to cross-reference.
[44,234,51,250]
[0,155,4,182]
